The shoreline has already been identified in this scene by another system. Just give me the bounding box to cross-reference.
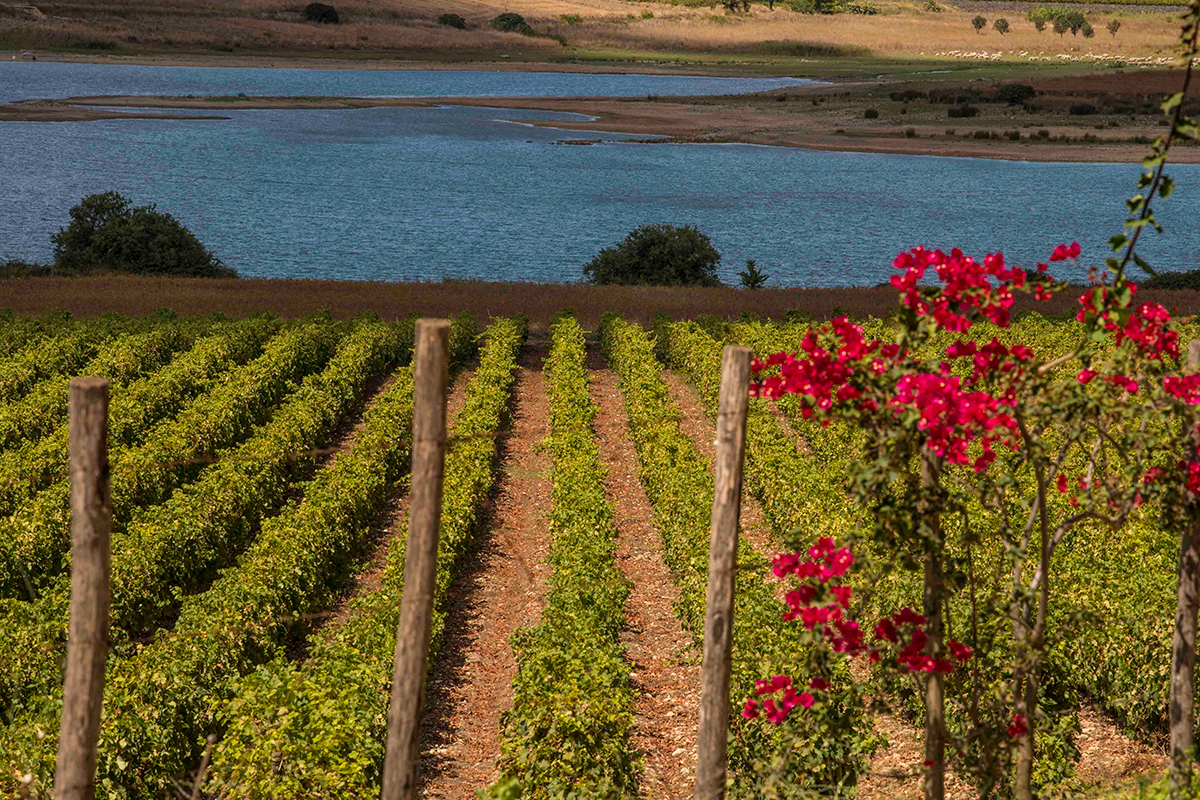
[3,92,1195,164]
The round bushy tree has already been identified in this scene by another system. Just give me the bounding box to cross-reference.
[52,191,235,278]
[583,224,722,286]
[304,2,339,23]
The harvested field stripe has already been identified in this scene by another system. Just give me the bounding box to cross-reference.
[587,340,703,800]
[0,319,340,601]
[195,316,523,800]
[0,314,480,798]
[0,319,410,722]
[489,315,636,799]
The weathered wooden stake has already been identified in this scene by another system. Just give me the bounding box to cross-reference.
[381,319,451,800]
[694,345,752,800]
[54,377,112,800]
[1169,339,1200,799]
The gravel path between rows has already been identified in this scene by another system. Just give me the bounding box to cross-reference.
[588,344,703,800]
[418,340,554,800]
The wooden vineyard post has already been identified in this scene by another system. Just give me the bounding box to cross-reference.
[694,345,752,800]
[381,319,451,800]
[1169,339,1200,798]
[55,378,112,800]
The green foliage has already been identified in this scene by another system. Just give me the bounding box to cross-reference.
[0,317,275,523]
[995,83,1036,105]
[52,192,235,278]
[0,324,195,452]
[1082,20,1095,36]
[923,0,943,10]
[1070,103,1098,116]
[437,12,467,27]
[1143,269,1200,289]
[864,107,879,119]
[948,105,980,118]
[0,322,340,602]
[0,321,407,721]
[993,17,1010,33]
[583,224,722,287]
[1107,18,1121,36]
[492,11,536,33]
[490,315,638,798]
[561,12,583,23]
[197,318,517,800]
[0,314,483,798]
[972,14,987,31]
[303,2,339,23]
[739,258,770,289]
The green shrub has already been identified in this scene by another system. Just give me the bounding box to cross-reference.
[491,11,535,33]
[973,129,992,139]
[993,17,1009,33]
[948,105,980,118]
[1069,103,1098,116]
[739,258,770,289]
[303,2,339,23]
[583,224,722,287]
[437,12,466,27]
[905,127,917,138]
[1107,18,1121,36]
[972,14,986,32]
[52,192,235,278]
[995,83,1036,105]
[560,12,582,23]
[864,107,879,118]
[923,0,943,11]
[1144,269,1200,289]
[1082,21,1094,37]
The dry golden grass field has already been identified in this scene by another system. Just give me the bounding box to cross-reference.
[0,0,1188,72]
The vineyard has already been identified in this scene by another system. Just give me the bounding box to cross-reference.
[0,308,1190,799]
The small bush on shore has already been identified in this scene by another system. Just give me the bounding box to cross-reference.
[52,192,235,278]
[1144,270,1200,289]
[584,224,721,287]
[492,12,536,34]
[303,2,339,23]
[995,83,1036,105]
[438,13,467,27]
[864,108,879,119]
[1069,103,1098,116]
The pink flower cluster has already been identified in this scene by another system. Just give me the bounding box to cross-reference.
[749,317,878,414]
[891,370,1018,472]
[890,247,1023,331]
[1164,375,1200,404]
[870,607,973,674]
[741,674,827,723]
[774,537,863,654]
[1077,286,1180,362]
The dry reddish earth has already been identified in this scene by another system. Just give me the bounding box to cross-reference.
[588,345,703,799]
[419,340,554,799]
[324,366,475,629]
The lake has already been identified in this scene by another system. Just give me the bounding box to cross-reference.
[2,63,1196,287]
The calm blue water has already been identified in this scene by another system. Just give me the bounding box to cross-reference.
[1,64,1197,286]
[0,61,819,104]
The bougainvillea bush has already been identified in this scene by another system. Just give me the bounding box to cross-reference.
[742,240,1200,798]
